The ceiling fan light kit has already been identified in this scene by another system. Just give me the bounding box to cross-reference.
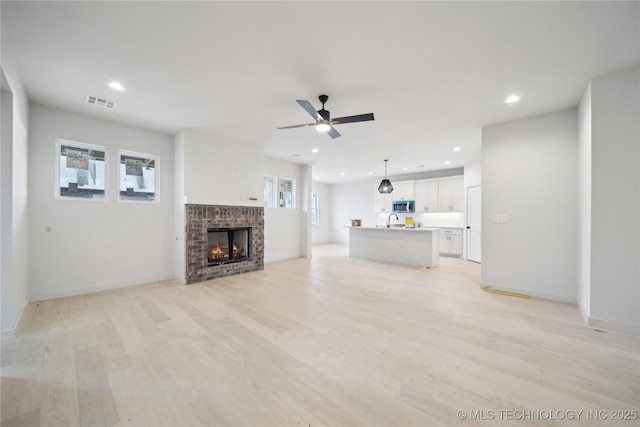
[278,94,375,139]
[378,159,393,194]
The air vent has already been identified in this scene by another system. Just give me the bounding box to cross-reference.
[85,94,116,109]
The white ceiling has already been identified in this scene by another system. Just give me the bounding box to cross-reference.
[3,1,639,183]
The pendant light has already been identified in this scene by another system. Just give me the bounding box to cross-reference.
[378,159,393,193]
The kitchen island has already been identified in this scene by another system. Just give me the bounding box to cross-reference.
[347,226,440,268]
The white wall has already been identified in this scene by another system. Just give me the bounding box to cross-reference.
[330,178,380,244]
[28,104,175,300]
[1,24,31,339]
[577,84,592,320]
[182,128,263,207]
[482,108,578,303]
[589,65,639,334]
[311,181,332,245]
[263,157,303,262]
[173,130,186,283]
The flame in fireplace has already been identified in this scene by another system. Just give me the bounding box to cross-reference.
[210,243,245,260]
[210,243,228,260]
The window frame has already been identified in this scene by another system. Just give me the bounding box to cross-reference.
[311,192,319,226]
[278,177,296,209]
[263,174,277,208]
[118,149,160,203]
[55,139,108,202]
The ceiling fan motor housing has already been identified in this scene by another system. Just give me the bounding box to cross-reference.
[318,95,330,120]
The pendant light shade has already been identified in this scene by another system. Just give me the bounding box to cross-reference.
[378,159,393,193]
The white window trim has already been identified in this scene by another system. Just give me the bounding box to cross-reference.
[311,192,319,227]
[264,174,277,208]
[118,149,160,204]
[55,138,108,202]
[278,176,296,209]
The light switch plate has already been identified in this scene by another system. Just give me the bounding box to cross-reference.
[493,214,508,224]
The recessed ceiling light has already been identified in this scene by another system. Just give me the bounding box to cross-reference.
[314,176,320,180]
[402,167,408,171]
[311,148,319,153]
[340,172,345,176]
[108,81,126,91]
[444,161,451,165]
[453,147,461,152]
[368,171,373,175]
[505,95,520,104]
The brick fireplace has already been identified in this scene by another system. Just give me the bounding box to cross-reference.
[185,204,264,284]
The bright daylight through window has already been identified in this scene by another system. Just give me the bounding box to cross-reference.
[263,175,275,208]
[56,139,107,200]
[279,178,295,208]
[119,150,158,202]
[311,192,319,226]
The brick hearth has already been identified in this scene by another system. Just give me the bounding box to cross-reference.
[185,204,264,284]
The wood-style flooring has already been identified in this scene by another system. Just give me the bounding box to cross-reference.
[1,244,638,426]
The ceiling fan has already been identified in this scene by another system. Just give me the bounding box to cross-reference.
[277,95,374,139]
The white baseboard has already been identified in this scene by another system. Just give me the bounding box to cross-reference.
[1,294,31,341]
[588,316,640,336]
[30,275,173,302]
[479,282,577,304]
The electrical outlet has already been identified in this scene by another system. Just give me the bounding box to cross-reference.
[493,214,508,224]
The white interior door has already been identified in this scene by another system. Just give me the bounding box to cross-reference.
[466,186,481,263]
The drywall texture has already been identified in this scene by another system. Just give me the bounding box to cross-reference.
[589,65,639,334]
[482,108,578,302]
[28,104,175,300]
[578,84,592,320]
[1,25,31,339]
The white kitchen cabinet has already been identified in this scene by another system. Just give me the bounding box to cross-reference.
[374,186,392,212]
[437,178,464,212]
[414,179,439,212]
[392,180,415,201]
[439,228,463,256]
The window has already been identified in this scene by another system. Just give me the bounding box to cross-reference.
[119,150,159,202]
[56,139,107,200]
[263,175,276,208]
[279,178,295,208]
[311,192,319,226]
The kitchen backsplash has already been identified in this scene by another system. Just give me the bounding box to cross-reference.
[377,212,464,228]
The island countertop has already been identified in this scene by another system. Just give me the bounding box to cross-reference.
[346,226,441,232]
[347,226,440,267]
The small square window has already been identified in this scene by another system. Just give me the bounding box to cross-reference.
[119,150,159,202]
[56,139,107,200]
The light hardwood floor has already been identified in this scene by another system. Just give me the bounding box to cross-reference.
[2,244,638,426]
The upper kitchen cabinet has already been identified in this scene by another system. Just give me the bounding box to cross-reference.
[438,178,464,212]
[415,180,439,212]
[374,186,392,212]
[392,181,415,201]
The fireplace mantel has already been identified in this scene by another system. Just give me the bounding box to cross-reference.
[185,204,264,284]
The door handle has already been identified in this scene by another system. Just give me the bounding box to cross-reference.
[466,226,471,229]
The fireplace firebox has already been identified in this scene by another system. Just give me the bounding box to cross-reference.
[207,227,251,265]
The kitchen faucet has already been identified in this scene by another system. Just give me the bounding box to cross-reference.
[387,212,399,228]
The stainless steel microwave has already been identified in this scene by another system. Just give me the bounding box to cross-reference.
[393,200,415,213]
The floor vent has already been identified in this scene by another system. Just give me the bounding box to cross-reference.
[85,94,116,109]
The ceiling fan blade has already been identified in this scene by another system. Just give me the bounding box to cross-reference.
[327,126,341,139]
[277,123,314,129]
[296,100,320,119]
[331,113,375,125]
